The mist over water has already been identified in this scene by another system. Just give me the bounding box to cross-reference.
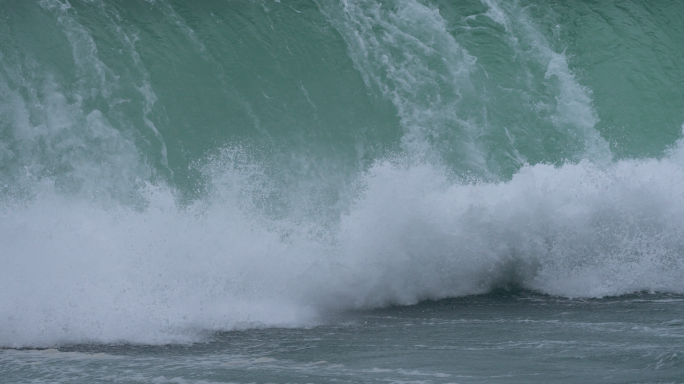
[2,0,684,348]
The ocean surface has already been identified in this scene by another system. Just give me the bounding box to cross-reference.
[1,0,684,382]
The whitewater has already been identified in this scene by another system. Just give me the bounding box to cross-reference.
[1,0,684,382]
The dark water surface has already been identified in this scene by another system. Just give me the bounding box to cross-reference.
[4,292,684,383]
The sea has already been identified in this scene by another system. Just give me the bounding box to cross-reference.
[1,0,684,383]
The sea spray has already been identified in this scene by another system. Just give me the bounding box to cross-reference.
[4,147,684,347]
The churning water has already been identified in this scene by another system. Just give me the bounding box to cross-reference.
[1,0,684,382]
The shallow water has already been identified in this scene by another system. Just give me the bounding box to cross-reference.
[4,291,684,383]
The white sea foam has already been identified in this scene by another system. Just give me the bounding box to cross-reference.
[3,147,684,347]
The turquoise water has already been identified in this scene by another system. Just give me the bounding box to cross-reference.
[1,0,684,382]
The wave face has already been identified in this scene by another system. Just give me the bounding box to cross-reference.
[1,0,684,347]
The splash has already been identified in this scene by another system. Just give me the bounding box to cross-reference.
[4,146,684,347]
